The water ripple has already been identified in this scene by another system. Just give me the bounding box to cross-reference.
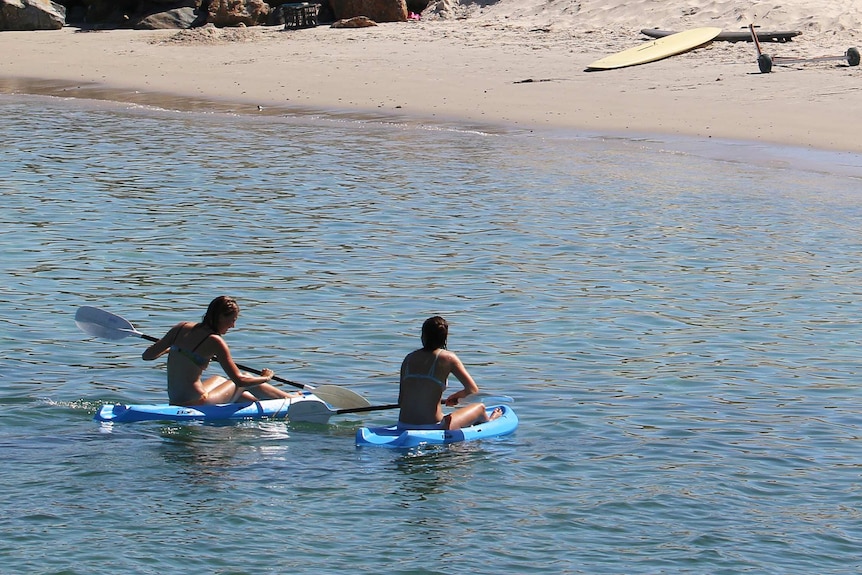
[2,94,862,574]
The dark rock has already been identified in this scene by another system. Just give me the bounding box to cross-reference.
[133,5,197,28]
[405,0,427,14]
[0,0,66,30]
[328,0,406,23]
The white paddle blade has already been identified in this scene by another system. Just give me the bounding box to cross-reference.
[75,306,142,340]
[312,385,372,410]
[287,400,334,424]
[455,393,514,406]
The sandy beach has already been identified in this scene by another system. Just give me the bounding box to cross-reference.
[2,0,861,152]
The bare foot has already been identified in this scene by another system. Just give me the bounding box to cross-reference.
[489,407,503,420]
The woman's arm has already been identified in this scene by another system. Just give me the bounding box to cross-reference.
[212,336,274,387]
[142,323,181,361]
[444,352,479,406]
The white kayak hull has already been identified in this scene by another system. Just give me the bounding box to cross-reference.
[94,393,328,423]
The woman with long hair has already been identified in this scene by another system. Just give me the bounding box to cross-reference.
[398,316,501,430]
[142,296,296,405]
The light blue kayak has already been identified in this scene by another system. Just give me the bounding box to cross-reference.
[94,394,328,423]
[355,405,518,448]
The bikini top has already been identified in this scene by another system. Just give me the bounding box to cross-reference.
[170,324,210,368]
[402,349,446,389]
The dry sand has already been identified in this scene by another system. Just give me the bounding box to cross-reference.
[2,0,861,152]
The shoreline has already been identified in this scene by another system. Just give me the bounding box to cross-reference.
[6,82,862,183]
[1,23,862,154]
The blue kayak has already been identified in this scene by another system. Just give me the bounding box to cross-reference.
[355,405,518,448]
[94,394,328,423]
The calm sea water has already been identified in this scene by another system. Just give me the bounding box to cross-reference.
[1,93,861,574]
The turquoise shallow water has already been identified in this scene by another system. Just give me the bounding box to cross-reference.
[1,93,861,574]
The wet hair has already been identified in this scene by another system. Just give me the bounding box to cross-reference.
[201,296,239,332]
[421,316,449,351]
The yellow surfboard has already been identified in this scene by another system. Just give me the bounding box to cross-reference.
[586,27,722,71]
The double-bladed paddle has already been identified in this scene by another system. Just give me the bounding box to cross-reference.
[286,393,514,424]
[74,305,371,410]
